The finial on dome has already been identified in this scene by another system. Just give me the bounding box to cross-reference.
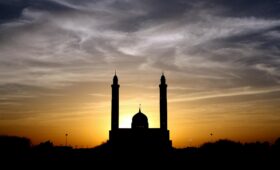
[139,104,141,112]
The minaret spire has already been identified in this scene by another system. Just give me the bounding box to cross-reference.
[159,73,168,130]
[111,72,120,130]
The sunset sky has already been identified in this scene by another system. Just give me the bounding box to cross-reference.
[0,0,280,148]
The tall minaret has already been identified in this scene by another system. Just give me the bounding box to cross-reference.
[159,73,168,130]
[111,72,119,130]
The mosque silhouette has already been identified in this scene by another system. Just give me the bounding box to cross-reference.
[109,73,172,155]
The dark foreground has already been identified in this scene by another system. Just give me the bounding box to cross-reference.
[0,136,280,169]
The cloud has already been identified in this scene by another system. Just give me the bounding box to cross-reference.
[207,0,280,18]
[169,86,280,103]
[0,0,280,121]
[0,0,279,85]
[0,0,28,23]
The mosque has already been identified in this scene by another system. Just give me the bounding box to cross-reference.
[109,73,172,155]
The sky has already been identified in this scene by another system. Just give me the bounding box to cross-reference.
[0,0,280,148]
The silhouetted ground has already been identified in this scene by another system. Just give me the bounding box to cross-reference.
[0,135,279,169]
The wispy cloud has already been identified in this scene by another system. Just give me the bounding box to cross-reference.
[0,0,279,123]
[170,87,280,102]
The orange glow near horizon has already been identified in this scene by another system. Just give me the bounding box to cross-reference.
[0,75,280,148]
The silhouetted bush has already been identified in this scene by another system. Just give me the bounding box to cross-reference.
[201,139,243,156]
[35,140,53,150]
[0,135,31,151]
[273,137,280,149]
[0,135,31,160]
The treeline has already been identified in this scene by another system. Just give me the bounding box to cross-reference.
[0,135,279,167]
[172,139,280,168]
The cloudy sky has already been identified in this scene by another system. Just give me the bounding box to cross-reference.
[0,0,280,147]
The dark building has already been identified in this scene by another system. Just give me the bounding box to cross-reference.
[109,73,172,156]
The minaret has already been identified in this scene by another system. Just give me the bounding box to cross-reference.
[159,73,168,130]
[111,72,119,130]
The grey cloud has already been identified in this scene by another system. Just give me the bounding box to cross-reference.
[206,0,280,19]
[1,0,280,120]
[0,0,75,24]
[0,0,28,23]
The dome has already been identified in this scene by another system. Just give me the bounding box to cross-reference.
[131,109,149,129]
